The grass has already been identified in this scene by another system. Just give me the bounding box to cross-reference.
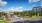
[30,16,41,19]
[0,20,10,23]
[0,16,41,23]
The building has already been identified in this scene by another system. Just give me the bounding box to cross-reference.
[32,6,42,16]
[32,6,42,13]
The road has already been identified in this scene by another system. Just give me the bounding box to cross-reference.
[11,20,42,23]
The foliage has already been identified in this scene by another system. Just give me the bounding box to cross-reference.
[20,12,25,16]
[39,12,42,16]
[14,12,19,15]
[28,10,37,17]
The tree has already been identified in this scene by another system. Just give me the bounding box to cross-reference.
[39,12,42,16]
[1,12,8,20]
[28,10,36,17]
[0,12,2,17]
[14,12,19,15]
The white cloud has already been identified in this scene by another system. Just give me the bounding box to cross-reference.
[0,8,2,12]
[32,5,36,7]
[41,5,42,6]
[16,7,22,10]
[19,7,22,8]
[29,0,40,3]
[0,8,1,10]
[0,0,7,6]
[6,7,23,12]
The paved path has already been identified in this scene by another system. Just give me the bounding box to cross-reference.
[11,20,42,23]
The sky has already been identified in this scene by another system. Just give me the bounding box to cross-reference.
[0,0,41,12]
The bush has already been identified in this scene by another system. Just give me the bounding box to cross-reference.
[31,16,39,19]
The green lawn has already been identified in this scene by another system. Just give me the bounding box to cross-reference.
[0,16,41,23]
[0,20,10,23]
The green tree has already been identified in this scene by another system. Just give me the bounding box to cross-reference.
[0,12,2,18]
[28,10,36,17]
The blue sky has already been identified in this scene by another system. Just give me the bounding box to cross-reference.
[0,0,41,12]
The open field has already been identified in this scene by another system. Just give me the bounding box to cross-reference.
[0,20,10,23]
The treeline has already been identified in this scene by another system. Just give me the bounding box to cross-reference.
[0,10,42,18]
